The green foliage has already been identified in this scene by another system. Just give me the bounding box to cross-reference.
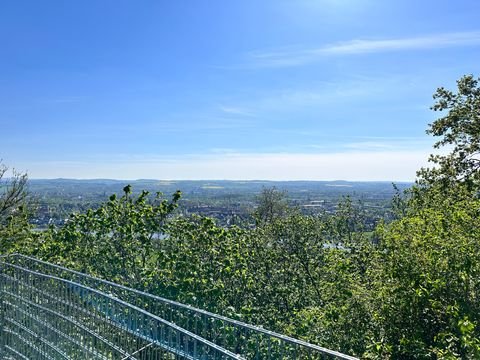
[33,185,181,287]
[267,210,375,356]
[0,204,35,254]
[418,74,480,191]
[253,186,294,224]
[155,215,253,314]
[367,195,480,359]
[155,204,375,356]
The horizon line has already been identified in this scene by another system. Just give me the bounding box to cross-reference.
[27,177,414,183]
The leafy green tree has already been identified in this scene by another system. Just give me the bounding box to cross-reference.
[253,186,293,224]
[369,195,480,359]
[418,75,480,191]
[364,74,480,359]
[156,216,253,314]
[35,185,181,287]
[153,207,373,358]
[272,204,375,356]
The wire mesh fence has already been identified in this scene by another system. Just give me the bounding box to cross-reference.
[1,254,358,360]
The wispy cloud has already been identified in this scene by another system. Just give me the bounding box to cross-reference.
[228,74,422,116]
[247,31,480,68]
[321,31,480,54]
[342,137,434,151]
[219,105,255,117]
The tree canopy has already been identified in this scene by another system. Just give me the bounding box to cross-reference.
[418,74,480,192]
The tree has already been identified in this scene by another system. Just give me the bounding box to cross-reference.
[0,162,28,223]
[417,75,480,191]
[365,75,480,358]
[253,186,292,224]
[36,185,181,287]
[0,161,30,253]
[370,194,480,359]
[157,215,253,313]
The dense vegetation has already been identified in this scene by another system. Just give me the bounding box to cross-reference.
[1,75,479,359]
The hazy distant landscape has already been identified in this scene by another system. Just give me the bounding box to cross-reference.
[28,179,411,227]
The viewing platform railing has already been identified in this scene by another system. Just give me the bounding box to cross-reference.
[1,254,358,360]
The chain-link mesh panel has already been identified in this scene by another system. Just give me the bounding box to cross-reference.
[1,254,357,360]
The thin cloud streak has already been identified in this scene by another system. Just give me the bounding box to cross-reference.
[322,31,480,54]
[248,31,480,67]
[219,105,255,117]
[342,138,434,151]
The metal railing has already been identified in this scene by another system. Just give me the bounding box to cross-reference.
[1,254,358,360]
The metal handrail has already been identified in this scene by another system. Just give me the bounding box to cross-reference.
[0,255,244,359]
[3,253,359,360]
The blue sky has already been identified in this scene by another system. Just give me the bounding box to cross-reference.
[1,0,479,180]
